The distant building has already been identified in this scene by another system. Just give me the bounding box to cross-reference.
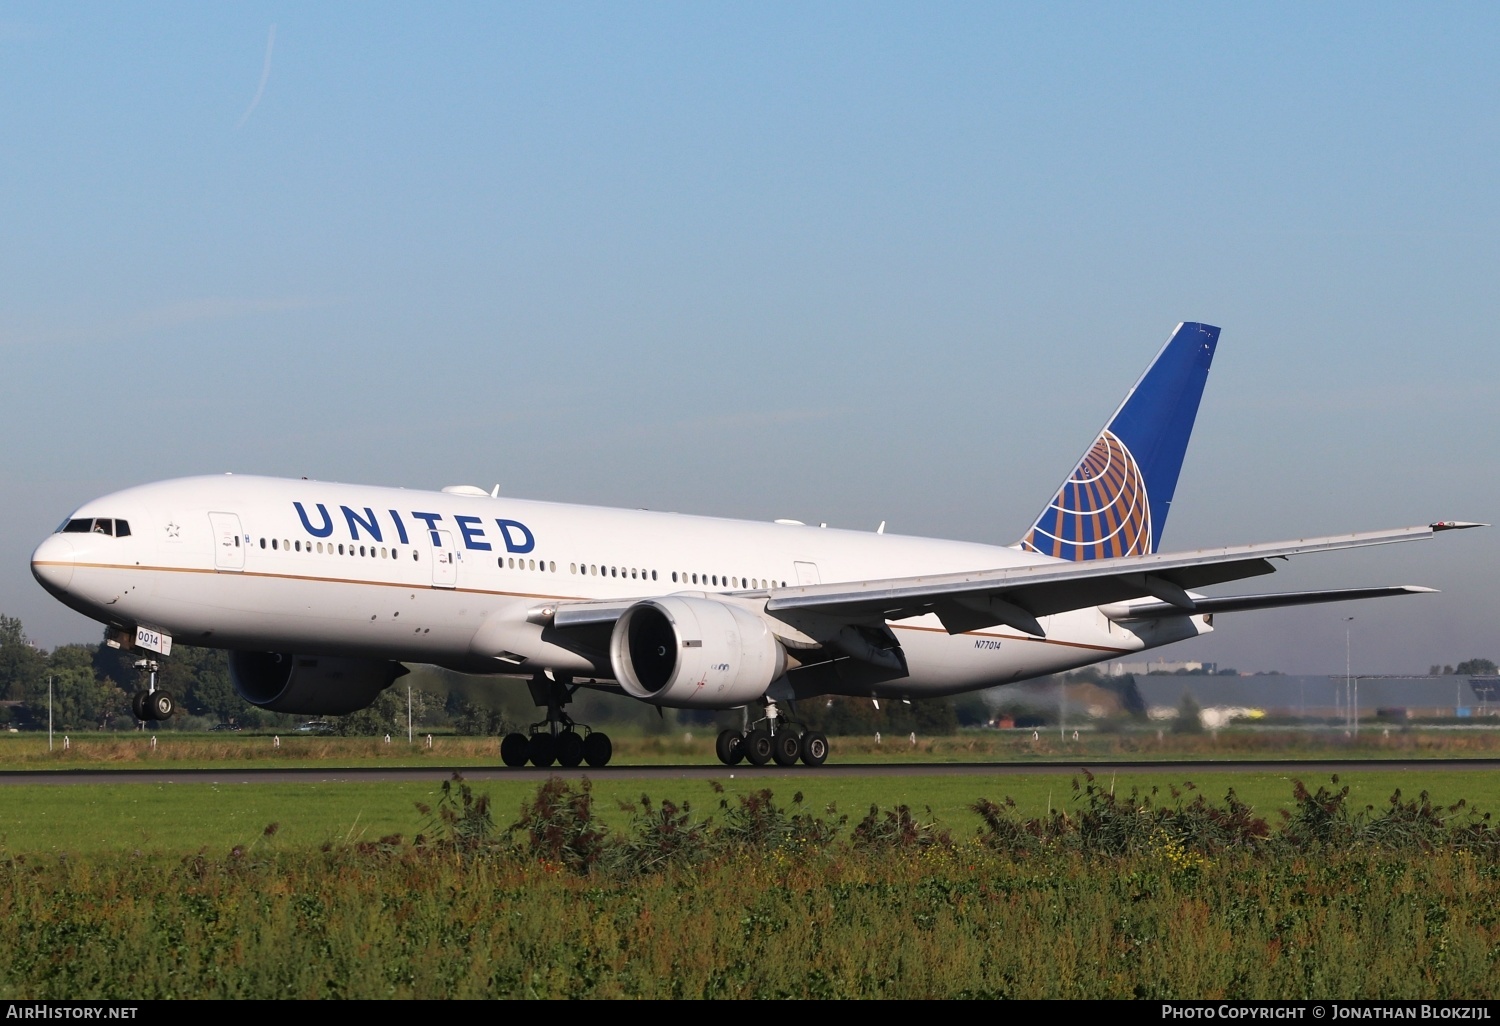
[1134,674,1493,723]
[1109,660,1210,675]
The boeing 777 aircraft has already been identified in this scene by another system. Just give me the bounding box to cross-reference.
[30,322,1479,768]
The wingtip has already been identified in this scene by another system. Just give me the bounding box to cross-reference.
[1431,520,1488,531]
[1400,586,1441,594]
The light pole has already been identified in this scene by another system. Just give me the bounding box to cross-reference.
[1344,617,1355,735]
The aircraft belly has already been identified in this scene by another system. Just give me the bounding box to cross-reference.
[879,609,1140,699]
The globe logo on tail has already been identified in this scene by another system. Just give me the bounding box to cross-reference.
[1021,429,1151,560]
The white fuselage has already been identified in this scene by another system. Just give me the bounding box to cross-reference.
[31,475,1211,701]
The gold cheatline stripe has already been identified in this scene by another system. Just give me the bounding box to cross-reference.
[33,560,585,603]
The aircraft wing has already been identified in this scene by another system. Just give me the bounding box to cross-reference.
[762,522,1480,636]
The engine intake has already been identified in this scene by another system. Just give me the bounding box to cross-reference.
[610,596,786,708]
[230,651,407,714]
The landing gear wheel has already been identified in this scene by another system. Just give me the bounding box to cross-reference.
[500,733,530,768]
[582,732,612,768]
[555,730,585,768]
[715,729,745,766]
[148,691,174,720]
[800,730,829,767]
[743,728,774,766]
[528,733,557,768]
[131,691,148,720]
[772,731,802,767]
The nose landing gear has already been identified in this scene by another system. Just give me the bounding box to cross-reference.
[130,659,175,724]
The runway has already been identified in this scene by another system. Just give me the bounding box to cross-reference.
[3,758,1499,785]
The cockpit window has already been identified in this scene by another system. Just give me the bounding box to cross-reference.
[59,518,125,536]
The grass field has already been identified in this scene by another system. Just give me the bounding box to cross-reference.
[3,727,1500,855]
[5,734,1500,998]
[3,769,1500,998]
[4,767,1500,856]
[4,722,1500,770]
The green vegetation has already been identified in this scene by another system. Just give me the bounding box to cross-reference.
[2,773,1500,998]
[8,766,1500,854]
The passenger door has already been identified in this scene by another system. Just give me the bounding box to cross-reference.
[208,512,245,571]
[432,530,457,588]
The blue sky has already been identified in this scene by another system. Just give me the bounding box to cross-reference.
[3,3,1497,674]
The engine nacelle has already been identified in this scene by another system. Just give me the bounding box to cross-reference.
[610,596,786,708]
[229,651,407,715]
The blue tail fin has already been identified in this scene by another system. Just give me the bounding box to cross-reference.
[1019,321,1219,560]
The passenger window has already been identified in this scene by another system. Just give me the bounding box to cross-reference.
[272,539,278,550]
[260,538,267,549]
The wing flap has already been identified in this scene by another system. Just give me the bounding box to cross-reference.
[1102,586,1438,621]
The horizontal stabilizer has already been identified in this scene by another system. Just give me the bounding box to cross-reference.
[1100,585,1438,621]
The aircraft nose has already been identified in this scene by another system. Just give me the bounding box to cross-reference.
[31,535,76,594]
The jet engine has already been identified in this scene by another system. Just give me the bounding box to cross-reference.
[229,651,408,714]
[610,596,786,708]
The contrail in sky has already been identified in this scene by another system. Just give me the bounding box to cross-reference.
[237,24,277,129]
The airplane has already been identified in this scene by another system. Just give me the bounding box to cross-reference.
[29,322,1481,768]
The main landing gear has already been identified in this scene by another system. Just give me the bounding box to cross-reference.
[500,673,613,769]
[130,659,175,723]
[716,700,828,768]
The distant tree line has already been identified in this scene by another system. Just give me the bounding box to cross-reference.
[1430,659,1497,676]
